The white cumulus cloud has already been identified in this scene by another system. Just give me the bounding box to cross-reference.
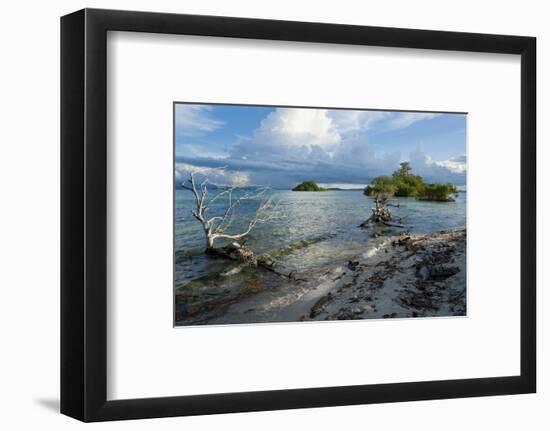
[409,148,466,184]
[434,155,467,174]
[230,108,340,161]
[176,106,464,188]
[230,171,251,187]
[175,163,249,187]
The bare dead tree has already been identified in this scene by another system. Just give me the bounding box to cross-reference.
[370,191,393,223]
[360,186,404,228]
[182,170,284,263]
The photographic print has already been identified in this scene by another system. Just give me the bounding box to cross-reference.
[174,103,467,326]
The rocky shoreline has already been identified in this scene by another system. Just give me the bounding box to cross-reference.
[300,229,467,321]
[175,229,466,325]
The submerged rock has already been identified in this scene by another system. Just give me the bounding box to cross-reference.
[348,260,360,270]
[418,266,430,281]
[430,265,460,280]
[220,264,246,277]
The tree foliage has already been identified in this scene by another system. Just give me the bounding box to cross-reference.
[392,161,412,177]
[419,183,459,201]
[364,162,459,201]
[292,180,327,192]
[363,176,396,203]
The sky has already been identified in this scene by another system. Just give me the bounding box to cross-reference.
[174,103,467,189]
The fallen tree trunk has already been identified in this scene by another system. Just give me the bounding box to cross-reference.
[207,242,258,266]
[360,205,393,227]
[210,242,304,280]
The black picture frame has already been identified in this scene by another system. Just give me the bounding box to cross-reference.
[61,8,536,422]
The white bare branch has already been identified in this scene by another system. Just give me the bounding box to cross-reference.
[181,169,284,252]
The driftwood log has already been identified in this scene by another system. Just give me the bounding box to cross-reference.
[360,200,393,227]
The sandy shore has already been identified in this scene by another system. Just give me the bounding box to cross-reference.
[175,229,466,325]
[298,229,467,321]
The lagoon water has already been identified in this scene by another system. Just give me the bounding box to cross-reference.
[175,189,466,324]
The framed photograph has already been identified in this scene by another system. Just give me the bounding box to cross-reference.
[173,102,469,326]
[61,8,536,422]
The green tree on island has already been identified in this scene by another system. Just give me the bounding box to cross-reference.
[393,161,412,177]
[363,176,396,201]
[364,162,459,202]
[361,162,460,227]
[292,180,327,192]
[418,183,459,201]
[392,162,426,197]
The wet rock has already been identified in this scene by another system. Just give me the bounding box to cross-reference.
[409,293,433,309]
[184,303,205,317]
[335,308,355,320]
[310,293,333,318]
[418,266,430,281]
[430,265,460,280]
[397,236,411,246]
[348,260,360,270]
[221,264,245,277]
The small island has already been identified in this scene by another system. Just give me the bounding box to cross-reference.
[364,162,459,202]
[292,180,327,192]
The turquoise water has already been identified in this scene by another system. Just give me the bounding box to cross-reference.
[175,189,466,293]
